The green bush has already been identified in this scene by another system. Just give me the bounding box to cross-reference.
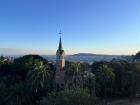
[40,88,97,105]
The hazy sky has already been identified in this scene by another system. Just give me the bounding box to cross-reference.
[0,0,140,55]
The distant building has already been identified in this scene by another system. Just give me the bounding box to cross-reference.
[55,36,65,91]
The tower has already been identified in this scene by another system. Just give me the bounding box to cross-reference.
[55,33,65,92]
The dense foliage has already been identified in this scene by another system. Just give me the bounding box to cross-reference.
[0,52,140,105]
[0,55,53,105]
[40,88,97,105]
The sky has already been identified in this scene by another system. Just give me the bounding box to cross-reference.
[0,0,140,55]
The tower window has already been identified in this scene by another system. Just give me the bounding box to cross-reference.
[61,84,64,90]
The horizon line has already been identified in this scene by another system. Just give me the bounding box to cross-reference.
[0,48,138,56]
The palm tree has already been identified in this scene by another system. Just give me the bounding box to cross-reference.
[26,60,52,97]
[83,70,96,97]
[95,64,115,105]
[65,62,77,86]
[65,62,85,88]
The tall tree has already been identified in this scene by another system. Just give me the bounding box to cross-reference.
[83,70,96,97]
[14,55,49,80]
[95,64,115,105]
[26,60,53,98]
[65,62,89,88]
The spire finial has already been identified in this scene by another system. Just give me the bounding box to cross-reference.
[59,30,62,38]
[58,30,63,51]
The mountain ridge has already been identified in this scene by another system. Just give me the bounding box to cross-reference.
[71,53,128,56]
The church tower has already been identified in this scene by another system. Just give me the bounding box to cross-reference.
[55,33,65,92]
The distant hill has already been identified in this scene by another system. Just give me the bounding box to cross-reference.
[68,53,130,63]
[72,53,97,56]
[42,53,131,63]
[72,53,124,56]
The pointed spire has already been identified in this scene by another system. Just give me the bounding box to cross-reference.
[58,31,63,51]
